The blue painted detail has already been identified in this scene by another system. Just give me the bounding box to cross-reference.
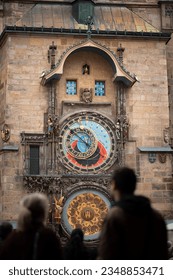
[95,81,105,96]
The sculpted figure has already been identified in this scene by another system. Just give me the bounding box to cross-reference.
[1,124,10,142]
[54,195,64,224]
[80,88,93,103]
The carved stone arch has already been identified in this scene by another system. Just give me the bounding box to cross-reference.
[41,39,137,87]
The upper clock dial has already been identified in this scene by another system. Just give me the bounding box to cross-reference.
[59,112,116,172]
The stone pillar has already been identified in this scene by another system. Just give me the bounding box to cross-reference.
[116,82,129,166]
[47,80,59,173]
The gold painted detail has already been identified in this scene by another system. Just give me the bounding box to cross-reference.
[54,195,64,224]
[67,193,108,236]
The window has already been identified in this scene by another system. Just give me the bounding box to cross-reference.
[30,145,39,175]
[66,80,77,95]
[95,81,105,96]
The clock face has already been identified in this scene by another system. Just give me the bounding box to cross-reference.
[59,112,117,172]
[61,189,111,240]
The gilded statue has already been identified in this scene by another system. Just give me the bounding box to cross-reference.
[54,195,64,224]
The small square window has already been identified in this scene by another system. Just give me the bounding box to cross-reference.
[95,81,105,96]
[66,80,77,95]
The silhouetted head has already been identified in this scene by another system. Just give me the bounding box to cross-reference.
[18,193,49,231]
[111,167,137,199]
[71,228,84,242]
[0,222,13,240]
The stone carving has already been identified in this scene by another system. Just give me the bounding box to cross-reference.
[23,175,112,194]
[47,114,59,136]
[115,120,121,140]
[115,116,129,142]
[163,128,169,144]
[85,15,94,38]
[54,194,64,224]
[148,153,156,163]
[122,117,129,141]
[21,133,45,144]
[48,41,57,69]
[1,124,10,142]
[117,43,125,65]
[158,153,167,164]
[82,64,90,75]
[80,88,93,103]
[48,116,54,135]
[44,39,136,84]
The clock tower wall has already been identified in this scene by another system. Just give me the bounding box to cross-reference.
[57,49,116,118]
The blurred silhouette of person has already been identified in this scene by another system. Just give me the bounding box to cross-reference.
[64,228,89,260]
[98,167,168,259]
[0,222,13,251]
[0,192,62,260]
[168,240,173,259]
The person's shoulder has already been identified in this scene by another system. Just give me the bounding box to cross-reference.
[107,206,124,220]
[149,208,167,233]
[151,208,166,222]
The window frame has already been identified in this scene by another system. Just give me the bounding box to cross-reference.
[29,145,40,175]
[66,79,77,95]
[95,80,106,96]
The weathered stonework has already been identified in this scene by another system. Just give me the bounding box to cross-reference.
[0,0,173,238]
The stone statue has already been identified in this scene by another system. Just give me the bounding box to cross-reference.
[115,120,121,140]
[82,64,89,75]
[1,124,10,142]
[48,116,54,135]
[163,128,169,144]
[123,118,129,141]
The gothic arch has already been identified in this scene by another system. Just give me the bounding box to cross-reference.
[41,39,137,87]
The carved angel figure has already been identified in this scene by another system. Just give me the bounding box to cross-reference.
[54,195,64,224]
[80,88,93,103]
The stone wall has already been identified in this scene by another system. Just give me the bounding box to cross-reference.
[0,31,172,219]
[0,0,173,222]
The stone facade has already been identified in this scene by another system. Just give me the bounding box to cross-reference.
[0,0,173,240]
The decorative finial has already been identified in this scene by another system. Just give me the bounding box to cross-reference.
[117,44,125,64]
[48,41,57,69]
[85,16,93,39]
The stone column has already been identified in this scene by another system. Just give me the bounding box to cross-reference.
[116,82,128,166]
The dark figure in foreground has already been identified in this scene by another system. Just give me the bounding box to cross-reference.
[0,222,13,251]
[64,228,89,259]
[0,193,62,260]
[98,167,168,259]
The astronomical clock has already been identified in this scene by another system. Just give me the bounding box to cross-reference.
[23,37,132,243]
[57,111,118,240]
[59,111,117,173]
